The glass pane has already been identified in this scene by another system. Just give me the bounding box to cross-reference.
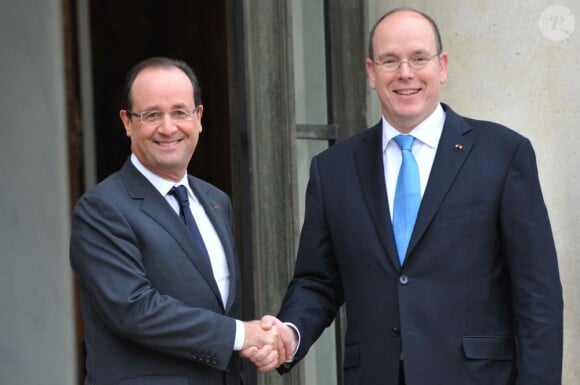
[296,138,335,385]
[293,0,328,125]
[292,0,336,384]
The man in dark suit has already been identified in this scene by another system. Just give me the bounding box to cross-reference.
[246,7,563,385]
[70,57,283,385]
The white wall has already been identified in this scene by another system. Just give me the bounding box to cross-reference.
[0,1,76,384]
[369,1,579,383]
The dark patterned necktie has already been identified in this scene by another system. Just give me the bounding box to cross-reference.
[170,185,211,266]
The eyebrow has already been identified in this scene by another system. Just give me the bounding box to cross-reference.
[138,102,192,111]
[170,102,191,109]
[377,49,432,59]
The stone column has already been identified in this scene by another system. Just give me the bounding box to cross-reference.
[227,1,302,385]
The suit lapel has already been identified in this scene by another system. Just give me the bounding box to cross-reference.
[189,177,238,312]
[120,161,223,307]
[354,123,400,270]
[407,105,473,257]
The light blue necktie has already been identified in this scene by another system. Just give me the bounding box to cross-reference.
[393,135,421,265]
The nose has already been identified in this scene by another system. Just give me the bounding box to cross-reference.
[398,61,415,78]
[157,113,178,134]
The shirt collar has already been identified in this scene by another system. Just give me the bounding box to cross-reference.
[382,103,446,153]
[130,153,193,199]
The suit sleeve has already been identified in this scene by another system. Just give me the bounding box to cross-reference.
[69,192,237,370]
[277,156,345,369]
[500,138,563,384]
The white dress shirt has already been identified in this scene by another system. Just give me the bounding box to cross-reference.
[382,104,446,218]
[130,154,245,350]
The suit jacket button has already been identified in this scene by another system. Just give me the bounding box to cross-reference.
[392,327,401,337]
[399,275,409,285]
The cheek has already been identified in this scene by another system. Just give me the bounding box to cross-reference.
[182,123,201,142]
[371,72,395,92]
[130,126,154,143]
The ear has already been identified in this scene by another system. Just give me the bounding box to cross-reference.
[365,58,377,89]
[438,52,449,84]
[119,110,132,137]
[194,105,204,133]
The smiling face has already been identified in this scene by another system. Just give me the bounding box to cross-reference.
[119,66,203,181]
[366,10,448,132]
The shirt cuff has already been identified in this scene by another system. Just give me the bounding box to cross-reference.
[284,322,301,361]
[233,319,245,351]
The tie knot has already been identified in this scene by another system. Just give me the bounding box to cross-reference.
[394,135,415,152]
[171,185,189,205]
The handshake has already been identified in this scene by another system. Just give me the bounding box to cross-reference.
[241,315,298,372]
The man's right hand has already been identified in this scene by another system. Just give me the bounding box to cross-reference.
[240,315,298,372]
[241,320,285,372]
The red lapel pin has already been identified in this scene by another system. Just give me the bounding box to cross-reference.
[454,144,463,150]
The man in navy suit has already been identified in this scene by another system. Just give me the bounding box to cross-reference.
[70,57,284,385]
[246,7,563,385]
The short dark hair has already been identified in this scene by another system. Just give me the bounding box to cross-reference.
[368,7,443,59]
[120,56,202,110]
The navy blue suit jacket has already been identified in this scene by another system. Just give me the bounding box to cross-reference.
[70,160,242,385]
[278,104,563,385]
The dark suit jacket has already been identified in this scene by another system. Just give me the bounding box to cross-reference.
[278,104,563,385]
[70,160,242,385]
